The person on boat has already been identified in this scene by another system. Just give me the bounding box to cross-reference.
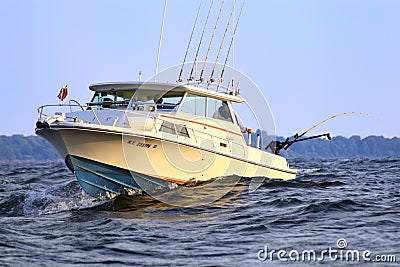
[156,97,164,110]
[213,101,231,121]
[102,97,113,109]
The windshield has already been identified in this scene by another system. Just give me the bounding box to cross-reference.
[131,90,185,112]
[180,94,234,122]
[88,90,133,109]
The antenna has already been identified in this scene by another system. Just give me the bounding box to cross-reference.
[155,0,168,81]
[217,0,245,92]
[188,0,214,82]
[209,0,236,85]
[177,0,203,82]
[198,0,225,83]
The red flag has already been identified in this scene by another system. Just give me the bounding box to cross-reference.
[57,85,68,101]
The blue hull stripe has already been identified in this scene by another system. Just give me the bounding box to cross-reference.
[68,155,175,198]
[76,162,140,191]
[78,176,121,195]
[69,155,141,197]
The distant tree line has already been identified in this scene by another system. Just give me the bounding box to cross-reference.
[0,135,60,161]
[256,133,400,158]
[284,135,400,158]
[0,134,399,161]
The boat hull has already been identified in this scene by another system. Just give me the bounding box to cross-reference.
[68,155,176,198]
[36,124,296,198]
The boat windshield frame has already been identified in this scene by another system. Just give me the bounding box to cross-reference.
[87,82,243,125]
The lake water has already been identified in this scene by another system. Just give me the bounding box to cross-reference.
[0,158,399,266]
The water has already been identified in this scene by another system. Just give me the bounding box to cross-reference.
[0,158,399,266]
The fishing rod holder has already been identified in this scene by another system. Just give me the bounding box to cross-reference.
[267,133,331,155]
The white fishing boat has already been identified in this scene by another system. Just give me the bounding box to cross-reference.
[35,1,302,201]
[35,81,296,198]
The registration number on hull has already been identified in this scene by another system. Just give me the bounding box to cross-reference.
[127,139,157,149]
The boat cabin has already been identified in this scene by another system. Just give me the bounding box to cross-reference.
[88,82,245,125]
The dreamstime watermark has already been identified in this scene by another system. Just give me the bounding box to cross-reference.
[257,239,397,263]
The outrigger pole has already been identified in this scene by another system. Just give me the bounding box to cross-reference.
[155,0,168,81]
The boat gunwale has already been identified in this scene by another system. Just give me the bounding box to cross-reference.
[36,123,297,176]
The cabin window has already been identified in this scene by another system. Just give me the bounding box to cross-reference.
[180,94,206,116]
[159,121,190,137]
[89,92,130,109]
[131,90,184,112]
[159,121,175,135]
[156,91,184,111]
[208,99,233,123]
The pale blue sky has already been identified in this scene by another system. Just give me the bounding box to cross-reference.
[1,0,399,137]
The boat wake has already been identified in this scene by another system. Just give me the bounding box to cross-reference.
[0,180,106,217]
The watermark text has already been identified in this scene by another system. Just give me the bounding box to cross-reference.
[257,239,396,263]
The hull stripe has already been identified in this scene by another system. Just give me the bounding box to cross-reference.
[75,163,139,190]
[79,177,120,195]
[45,124,297,175]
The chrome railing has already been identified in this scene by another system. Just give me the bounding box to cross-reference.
[37,104,103,125]
[37,102,248,156]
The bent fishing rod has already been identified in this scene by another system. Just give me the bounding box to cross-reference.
[267,112,372,155]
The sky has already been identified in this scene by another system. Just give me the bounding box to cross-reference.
[0,0,399,138]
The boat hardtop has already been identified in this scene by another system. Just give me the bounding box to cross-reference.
[89,82,246,104]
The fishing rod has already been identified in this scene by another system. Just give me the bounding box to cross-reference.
[267,133,331,155]
[209,0,237,84]
[216,0,245,92]
[267,112,372,155]
[293,111,371,139]
[188,0,214,82]
[177,0,203,82]
[198,0,224,83]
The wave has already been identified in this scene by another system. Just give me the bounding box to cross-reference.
[261,179,346,189]
[0,180,105,217]
[302,199,364,213]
